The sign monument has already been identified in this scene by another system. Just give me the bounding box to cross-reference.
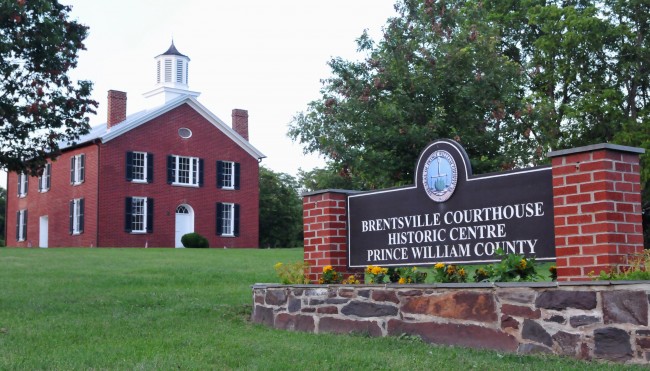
[347,139,556,267]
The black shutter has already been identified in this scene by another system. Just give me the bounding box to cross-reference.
[167,156,174,184]
[216,203,223,236]
[70,156,75,184]
[147,153,154,183]
[23,210,27,240]
[69,201,74,234]
[17,174,21,196]
[16,211,20,241]
[126,151,133,181]
[46,164,51,190]
[79,199,85,234]
[234,163,240,190]
[216,161,223,188]
[146,198,154,233]
[198,158,204,187]
[125,197,133,232]
[79,154,85,183]
[234,204,240,237]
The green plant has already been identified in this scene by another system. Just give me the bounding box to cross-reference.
[365,265,388,283]
[319,265,343,284]
[181,232,209,248]
[395,267,427,284]
[432,262,468,283]
[472,267,491,283]
[589,250,650,281]
[342,274,361,284]
[475,249,540,282]
[274,261,310,284]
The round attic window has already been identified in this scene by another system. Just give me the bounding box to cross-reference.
[178,127,192,139]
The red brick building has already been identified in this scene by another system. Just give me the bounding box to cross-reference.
[5,42,265,248]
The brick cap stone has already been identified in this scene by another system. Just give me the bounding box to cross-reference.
[548,143,644,158]
[252,281,649,290]
[301,189,364,197]
[495,282,558,288]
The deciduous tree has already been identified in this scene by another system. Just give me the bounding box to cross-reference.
[259,167,303,248]
[289,0,649,194]
[0,0,97,175]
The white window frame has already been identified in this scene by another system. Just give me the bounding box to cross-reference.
[221,161,235,190]
[131,151,148,183]
[71,199,83,235]
[130,197,148,233]
[172,155,200,187]
[17,209,26,241]
[221,203,235,237]
[39,163,51,192]
[17,173,28,197]
[71,154,85,185]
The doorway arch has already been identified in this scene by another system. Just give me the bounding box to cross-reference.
[175,204,194,248]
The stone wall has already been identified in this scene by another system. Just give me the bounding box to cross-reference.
[252,282,650,364]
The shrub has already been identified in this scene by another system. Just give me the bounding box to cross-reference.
[319,265,343,284]
[473,249,539,282]
[395,267,427,284]
[365,265,388,283]
[590,250,650,280]
[432,262,468,283]
[181,233,209,248]
[274,261,310,284]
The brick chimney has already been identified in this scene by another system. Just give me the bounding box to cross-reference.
[232,109,249,140]
[107,90,127,128]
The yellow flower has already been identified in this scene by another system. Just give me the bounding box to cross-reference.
[366,265,374,274]
[434,262,445,269]
[519,259,527,269]
[446,265,456,274]
[458,268,466,277]
[274,262,283,269]
[344,275,359,284]
[398,277,406,284]
[323,265,333,273]
[371,266,383,275]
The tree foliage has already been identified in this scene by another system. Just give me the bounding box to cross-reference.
[0,0,97,175]
[289,0,649,192]
[259,167,303,248]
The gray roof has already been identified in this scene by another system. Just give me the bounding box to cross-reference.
[157,41,188,58]
[60,94,266,160]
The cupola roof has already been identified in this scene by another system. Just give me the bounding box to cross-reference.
[157,40,188,58]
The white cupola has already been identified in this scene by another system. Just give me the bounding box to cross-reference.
[143,41,200,105]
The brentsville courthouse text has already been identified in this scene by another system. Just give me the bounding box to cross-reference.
[361,202,545,263]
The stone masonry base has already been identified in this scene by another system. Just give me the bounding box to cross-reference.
[252,282,650,364]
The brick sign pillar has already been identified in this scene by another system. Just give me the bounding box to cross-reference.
[549,144,645,281]
[302,190,364,283]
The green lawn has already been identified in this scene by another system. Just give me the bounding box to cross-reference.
[0,248,640,370]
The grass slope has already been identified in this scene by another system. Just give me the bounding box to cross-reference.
[0,248,640,370]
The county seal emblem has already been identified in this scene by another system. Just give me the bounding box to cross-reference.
[422,150,458,202]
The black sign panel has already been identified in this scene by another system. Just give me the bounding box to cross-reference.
[347,139,555,267]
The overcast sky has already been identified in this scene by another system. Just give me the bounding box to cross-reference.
[2,0,398,188]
